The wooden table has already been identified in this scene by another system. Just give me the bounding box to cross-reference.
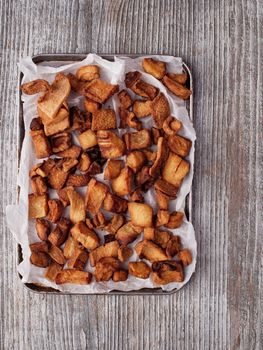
[1,1,262,349]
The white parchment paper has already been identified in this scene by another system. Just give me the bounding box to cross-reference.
[6,54,196,293]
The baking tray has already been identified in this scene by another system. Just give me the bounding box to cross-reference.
[17,53,194,295]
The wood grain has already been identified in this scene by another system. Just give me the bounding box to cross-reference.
[0,0,262,349]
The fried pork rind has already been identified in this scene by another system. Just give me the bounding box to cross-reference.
[30,129,52,159]
[126,111,142,130]
[135,240,168,262]
[154,178,178,198]
[28,194,48,219]
[156,210,170,227]
[177,249,192,266]
[78,153,91,172]
[105,214,125,234]
[128,202,153,228]
[162,152,190,187]
[29,241,49,253]
[111,167,133,196]
[135,166,151,187]
[71,221,100,250]
[56,145,82,158]
[149,137,168,177]
[51,132,72,153]
[155,190,169,210]
[151,127,162,144]
[49,245,66,265]
[78,129,98,150]
[104,159,124,180]
[142,58,166,79]
[116,221,142,245]
[30,252,50,267]
[31,176,48,195]
[151,93,171,128]
[133,100,152,118]
[60,158,78,173]
[21,79,50,95]
[44,261,63,281]
[118,245,133,262]
[48,217,70,246]
[48,165,69,190]
[165,211,184,229]
[131,80,159,100]
[166,72,188,85]
[30,117,43,131]
[128,261,151,279]
[66,174,90,187]
[129,188,144,202]
[87,161,102,175]
[44,107,70,136]
[81,78,119,103]
[69,107,91,132]
[47,199,64,223]
[97,130,126,159]
[89,240,120,266]
[35,218,50,241]
[162,75,192,100]
[167,134,192,157]
[143,150,157,163]
[126,150,146,173]
[85,178,109,214]
[67,248,89,270]
[118,89,133,109]
[103,193,128,213]
[37,73,71,122]
[94,257,120,282]
[143,227,155,240]
[56,269,92,285]
[84,97,101,113]
[76,65,100,81]
[166,236,181,258]
[92,212,107,229]
[91,108,117,130]
[163,116,182,136]
[67,188,86,224]
[63,236,81,259]
[152,260,184,284]
[124,129,151,150]
[56,186,72,207]
[67,73,86,94]
[113,270,128,282]
[125,71,142,88]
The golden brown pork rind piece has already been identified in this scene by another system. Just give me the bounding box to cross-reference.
[152,260,184,284]
[85,178,109,214]
[111,167,133,196]
[56,186,72,207]
[30,251,50,267]
[56,145,82,158]
[31,176,48,195]
[67,248,89,270]
[104,159,124,180]
[78,153,91,172]
[125,71,142,88]
[143,150,157,163]
[105,214,125,234]
[129,188,144,202]
[168,134,192,157]
[155,190,169,210]
[84,97,101,113]
[116,221,142,245]
[165,211,184,229]
[89,240,120,266]
[67,187,86,224]
[162,116,182,136]
[30,129,52,159]
[126,150,146,173]
[133,100,152,118]
[142,58,166,79]
[162,152,190,187]
[154,178,178,198]
[71,222,100,250]
[162,75,192,100]
[149,137,168,177]
[63,236,81,259]
[44,261,63,281]
[166,72,188,85]
[119,109,142,130]
[97,130,126,158]
[94,257,121,282]
[177,249,192,266]
[44,107,70,136]
[29,241,49,253]
[103,193,128,213]
[135,240,168,262]
[48,165,69,190]
[51,132,72,153]
[166,236,181,258]
[76,65,100,81]
[28,194,48,219]
[124,129,151,150]
[56,269,92,285]
[113,270,128,282]
[21,79,50,95]
[47,199,64,223]
[67,73,87,94]
[128,202,153,228]
[48,220,69,247]
[117,245,133,262]
[69,107,91,132]
[131,80,159,100]
[156,210,170,227]
[66,174,90,187]
[91,108,117,130]
[151,93,171,128]
[78,129,98,150]
[37,73,71,122]
[118,89,133,109]
[81,78,119,103]
[49,245,66,265]
[60,158,78,173]
[35,218,50,241]
[128,261,151,279]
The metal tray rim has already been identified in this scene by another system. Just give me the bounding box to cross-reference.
[17,53,194,296]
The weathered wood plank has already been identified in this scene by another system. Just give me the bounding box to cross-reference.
[0,0,262,349]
